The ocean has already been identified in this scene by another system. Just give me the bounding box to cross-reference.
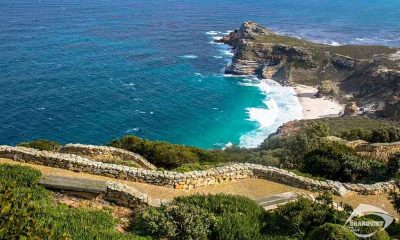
[1,0,399,148]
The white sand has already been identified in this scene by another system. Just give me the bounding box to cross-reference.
[294,84,344,119]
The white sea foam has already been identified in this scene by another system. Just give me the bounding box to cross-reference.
[206,31,219,35]
[239,79,303,148]
[219,49,234,56]
[179,55,198,59]
[212,36,222,41]
[126,127,139,133]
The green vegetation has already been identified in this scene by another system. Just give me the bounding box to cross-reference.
[3,164,398,239]
[302,141,386,182]
[260,122,395,182]
[135,194,266,240]
[18,139,62,151]
[256,33,396,61]
[294,117,400,143]
[0,164,146,240]
[109,135,235,169]
[134,192,361,240]
[306,223,356,240]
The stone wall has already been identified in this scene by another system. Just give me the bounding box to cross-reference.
[0,145,397,196]
[105,182,167,208]
[60,144,156,170]
[352,141,400,161]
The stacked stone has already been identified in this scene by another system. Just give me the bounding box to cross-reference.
[60,143,157,170]
[0,145,397,196]
[105,182,166,208]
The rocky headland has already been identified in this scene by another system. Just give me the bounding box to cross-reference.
[217,21,400,119]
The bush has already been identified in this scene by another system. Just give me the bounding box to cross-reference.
[175,194,267,240]
[301,141,385,182]
[389,190,400,215]
[260,123,329,168]
[341,126,400,143]
[136,194,266,240]
[136,203,213,240]
[306,223,356,240]
[265,194,347,238]
[109,135,231,169]
[18,139,62,151]
[387,153,400,176]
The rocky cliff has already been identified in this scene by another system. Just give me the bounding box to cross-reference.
[217,21,400,118]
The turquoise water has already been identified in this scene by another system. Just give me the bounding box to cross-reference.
[1,0,399,148]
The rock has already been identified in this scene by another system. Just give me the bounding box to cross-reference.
[218,21,400,118]
[344,102,358,116]
[316,80,339,97]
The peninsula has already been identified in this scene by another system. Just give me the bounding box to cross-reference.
[217,21,400,119]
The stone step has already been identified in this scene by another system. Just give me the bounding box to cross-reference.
[39,174,107,194]
[256,192,298,211]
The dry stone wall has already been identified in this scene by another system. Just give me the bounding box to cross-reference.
[353,142,400,161]
[0,145,397,196]
[60,144,156,170]
[105,182,167,208]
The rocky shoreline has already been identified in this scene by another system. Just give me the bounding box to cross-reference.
[216,21,400,119]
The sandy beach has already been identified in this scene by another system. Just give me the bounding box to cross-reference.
[294,84,344,119]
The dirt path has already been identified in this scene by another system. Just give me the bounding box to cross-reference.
[1,158,398,217]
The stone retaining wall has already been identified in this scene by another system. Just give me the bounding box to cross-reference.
[105,182,167,208]
[0,145,397,196]
[60,144,156,170]
[353,142,400,161]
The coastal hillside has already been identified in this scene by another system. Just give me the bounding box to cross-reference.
[217,21,400,118]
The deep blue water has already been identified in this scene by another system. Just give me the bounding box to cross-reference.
[1,0,399,148]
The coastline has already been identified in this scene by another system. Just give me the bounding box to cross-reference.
[294,84,344,119]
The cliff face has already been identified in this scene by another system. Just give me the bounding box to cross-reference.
[217,22,400,118]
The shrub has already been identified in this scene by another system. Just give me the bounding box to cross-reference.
[265,195,347,238]
[260,123,329,168]
[341,126,400,143]
[175,194,267,240]
[136,203,213,240]
[136,194,266,240]
[109,135,232,169]
[306,223,356,240]
[387,153,400,176]
[301,141,385,182]
[18,139,62,151]
[389,190,400,215]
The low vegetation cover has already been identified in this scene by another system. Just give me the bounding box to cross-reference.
[2,164,399,239]
[17,139,62,151]
[108,135,238,169]
[0,164,147,240]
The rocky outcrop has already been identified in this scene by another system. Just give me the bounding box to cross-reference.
[60,144,156,170]
[1,145,397,196]
[218,21,400,117]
